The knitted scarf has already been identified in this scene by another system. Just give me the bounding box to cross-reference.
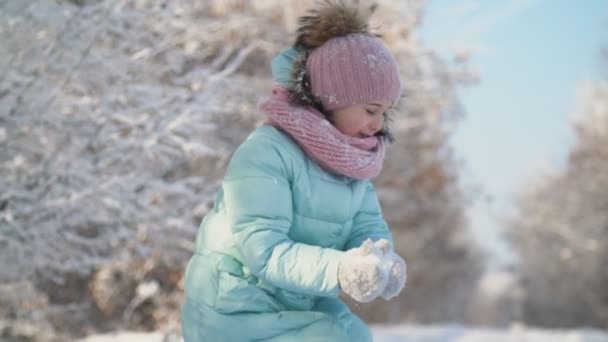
[259,86,385,180]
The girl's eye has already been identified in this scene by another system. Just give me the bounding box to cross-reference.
[366,109,376,116]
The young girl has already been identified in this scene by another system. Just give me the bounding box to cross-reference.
[181,2,407,341]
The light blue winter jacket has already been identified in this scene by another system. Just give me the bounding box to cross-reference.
[181,124,392,341]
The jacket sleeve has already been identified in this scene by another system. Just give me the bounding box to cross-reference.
[344,181,394,250]
[222,135,343,297]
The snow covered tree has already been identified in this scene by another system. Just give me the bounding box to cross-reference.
[1,0,274,339]
[506,52,608,328]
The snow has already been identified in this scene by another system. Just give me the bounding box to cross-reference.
[372,325,608,342]
[339,239,390,303]
[77,325,608,342]
[79,332,165,342]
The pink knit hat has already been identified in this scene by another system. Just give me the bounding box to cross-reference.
[306,33,402,111]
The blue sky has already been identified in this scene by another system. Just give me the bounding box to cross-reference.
[419,0,607,268]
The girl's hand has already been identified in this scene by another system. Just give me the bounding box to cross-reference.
[374,239,407,300]
[338,239,388,303]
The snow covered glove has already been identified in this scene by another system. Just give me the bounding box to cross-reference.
[338,239,389,303]
[374,239,407,300]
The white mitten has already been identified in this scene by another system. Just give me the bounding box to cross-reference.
[374,239,407,300]
[338,239,388,303]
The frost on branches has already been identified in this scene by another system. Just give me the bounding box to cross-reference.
[0,0,275,338]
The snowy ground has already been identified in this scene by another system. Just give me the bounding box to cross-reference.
[78,325,608,342]
[372,325,608,342]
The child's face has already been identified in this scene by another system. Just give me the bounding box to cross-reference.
[330,99,392,138]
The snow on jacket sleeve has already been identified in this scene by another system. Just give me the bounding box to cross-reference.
[345,181,393,250]
[222,135,344,297]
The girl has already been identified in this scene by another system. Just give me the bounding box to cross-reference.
[181,2,407,341]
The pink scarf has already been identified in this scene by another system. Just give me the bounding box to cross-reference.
[259,86,385,180]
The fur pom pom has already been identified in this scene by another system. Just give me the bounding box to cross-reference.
[294,0,377,50]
